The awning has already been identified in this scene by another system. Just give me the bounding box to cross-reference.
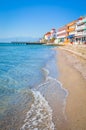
[67,34,75,39]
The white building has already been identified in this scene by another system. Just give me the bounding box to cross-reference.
[44,32,51,41]
[50,29,56,39]
[75,16,86,44]
[55,26,67,44]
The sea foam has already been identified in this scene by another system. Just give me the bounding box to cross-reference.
[20,90,54,130]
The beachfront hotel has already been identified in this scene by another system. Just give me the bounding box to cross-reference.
[75,16,86,44]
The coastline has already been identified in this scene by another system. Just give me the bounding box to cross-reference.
[56,46,86,129]
[1,44,86,130]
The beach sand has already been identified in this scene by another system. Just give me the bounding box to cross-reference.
[56,46,86,130]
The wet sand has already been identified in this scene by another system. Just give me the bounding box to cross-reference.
[56,46,86,130]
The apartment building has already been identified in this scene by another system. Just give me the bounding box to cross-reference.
[75,16,86,44]
[56,26,67,43]
[66,20,76,44]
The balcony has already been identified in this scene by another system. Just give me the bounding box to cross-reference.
[75,32,83,36]
[76,25,86,31]
[77,21,83,25]
[57,30,66,35]
[77,17,86,25]
[75,30,86,36]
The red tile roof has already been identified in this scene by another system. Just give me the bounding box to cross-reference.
[45,32,51,36]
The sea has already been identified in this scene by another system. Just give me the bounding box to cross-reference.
[0,43,68,130]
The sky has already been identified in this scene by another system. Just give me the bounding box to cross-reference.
[0,0,86,41]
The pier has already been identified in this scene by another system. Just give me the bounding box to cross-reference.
[11,42,45,45]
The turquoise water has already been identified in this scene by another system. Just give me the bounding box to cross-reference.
[0,43,67,130]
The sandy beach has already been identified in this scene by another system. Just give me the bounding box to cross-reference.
[56,45,86,130]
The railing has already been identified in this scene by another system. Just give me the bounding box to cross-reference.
[57,30,66,35]
[76,25,86,30]
[75,31,86,36]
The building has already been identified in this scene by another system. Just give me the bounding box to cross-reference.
[44,32,51,41]
[50,29,56,39]
[56,26,67,44]
[75,16,86,44]
[42,15,86,45]
[66,20,77,44]
[44,29,56,43]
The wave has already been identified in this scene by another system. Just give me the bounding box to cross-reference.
[37,67,68,123]
[20,65,68,130]
[20,90,54,130]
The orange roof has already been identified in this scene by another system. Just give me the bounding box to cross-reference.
[45,32,51,36]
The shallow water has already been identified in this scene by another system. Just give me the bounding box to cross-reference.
[0,43,68,130]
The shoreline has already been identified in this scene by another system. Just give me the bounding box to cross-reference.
[56,47,86,129]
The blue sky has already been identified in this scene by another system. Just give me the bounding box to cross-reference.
[0,0,86,41]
